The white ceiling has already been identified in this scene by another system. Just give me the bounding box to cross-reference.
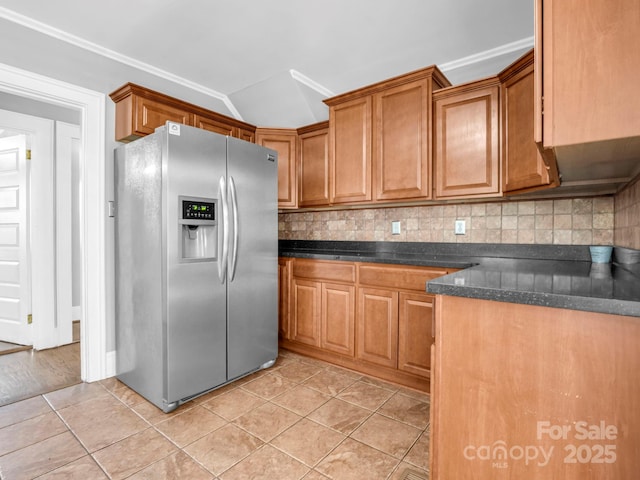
[0,0,534,127]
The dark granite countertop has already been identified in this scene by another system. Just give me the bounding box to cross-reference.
[279,240,640,318]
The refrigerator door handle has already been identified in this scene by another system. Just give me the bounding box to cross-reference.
[218,175,229,284]
[228,176,239,282]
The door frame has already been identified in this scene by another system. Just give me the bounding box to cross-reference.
[0,62,107,382]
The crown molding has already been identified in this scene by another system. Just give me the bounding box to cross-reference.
[0,7,244,120]
[439,36,534,73]
[290,69,335,97]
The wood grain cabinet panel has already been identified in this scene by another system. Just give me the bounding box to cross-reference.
[357,287,398,368]
[136,96,192,138]
[398,292,433,377]
[109,83,256,144]
[537,0,640,148]
[321,283,355,357]
[256,128,298,209]
[298,122,330,207]
[328,97,372,204]
[374,79,431,201]
[194,114,235,136]
[431,295,640,479]
[499,50,558,194]
[281,259,453,392]
[278,258,292,340]
[434,79,501,199]
[291,278,321,347]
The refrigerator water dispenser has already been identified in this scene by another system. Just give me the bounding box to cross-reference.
[179,196,217,260]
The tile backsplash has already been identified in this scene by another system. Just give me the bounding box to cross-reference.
[279,197,615,245]
[615,177,640,250]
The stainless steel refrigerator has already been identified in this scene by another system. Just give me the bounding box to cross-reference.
[114,122,278,413]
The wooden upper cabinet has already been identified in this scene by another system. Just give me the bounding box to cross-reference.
[325,66,449,206]
[536,0,640,148]
[374,79,432,201]
[193,114,235,136]
[297,122,330,207]
[433,78,501,199]
[328,96,373,204]
[111,89,193,142]
[499,50,559,195]
[109,83,256,143]
[236,128,255,143]
[255,128,298,209]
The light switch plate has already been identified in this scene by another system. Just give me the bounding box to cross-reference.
[391,221,401,235]
[454,220,466,235]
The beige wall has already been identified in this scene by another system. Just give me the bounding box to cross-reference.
[279,197,615,245]
[615,177,640,250]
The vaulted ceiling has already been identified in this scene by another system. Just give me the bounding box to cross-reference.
[0,0,534,127]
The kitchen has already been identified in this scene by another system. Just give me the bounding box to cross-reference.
[0,0,639,479]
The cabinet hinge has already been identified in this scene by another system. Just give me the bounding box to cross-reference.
[26,149,31,160]
[541,96,544,115]
[27,314,32,324]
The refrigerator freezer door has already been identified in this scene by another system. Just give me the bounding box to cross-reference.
[165,125,228,403]
[226,137,278,380]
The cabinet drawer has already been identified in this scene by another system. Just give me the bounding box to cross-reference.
[293,259,356,283]
[359,264,451,291]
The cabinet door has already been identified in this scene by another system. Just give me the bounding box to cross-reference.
[501,54,555,194]
[329,97,372,204]
[236,128,255,143]
[256,130,298,209]
[193,114,234,136]
[398,292,433,378]
[278,258,292,340]
[321,283,355,357]
[374,79,431,201]
[434,83,501,199]
[357,287,398,368]
[134,96,192,137]
[292,279,321,347]
[299,126,330,207]
[538,0,640,147]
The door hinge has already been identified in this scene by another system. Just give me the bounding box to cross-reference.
[541,96,544,115]
[27,314,32,324]
[26,149,31,160]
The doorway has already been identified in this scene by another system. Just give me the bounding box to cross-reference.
[0,107,81,348]
[0,61,108,383]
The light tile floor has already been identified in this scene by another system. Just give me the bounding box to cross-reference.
[0,350,430,479]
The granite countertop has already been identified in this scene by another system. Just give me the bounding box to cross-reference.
[279,240,640,318]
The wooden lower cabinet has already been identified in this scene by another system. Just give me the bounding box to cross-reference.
[431,295,640,479]
[278,258,292,340]
[357,287,399,368]
[291,278,321,347]
[398,292,434,377]
[281,258,454,392]
[321,283,355,357]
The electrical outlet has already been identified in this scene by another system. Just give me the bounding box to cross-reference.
[454,220,466,235]
[391,221,401,235]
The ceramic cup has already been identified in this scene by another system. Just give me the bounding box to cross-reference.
[589,246,613,263]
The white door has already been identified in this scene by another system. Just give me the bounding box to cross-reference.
[0,133,31,345]
[0,109,55,350]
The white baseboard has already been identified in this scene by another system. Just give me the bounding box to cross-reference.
[105,350,116,378]
[72,305,82,321]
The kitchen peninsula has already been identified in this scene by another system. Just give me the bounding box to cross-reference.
[279,240,640,479]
